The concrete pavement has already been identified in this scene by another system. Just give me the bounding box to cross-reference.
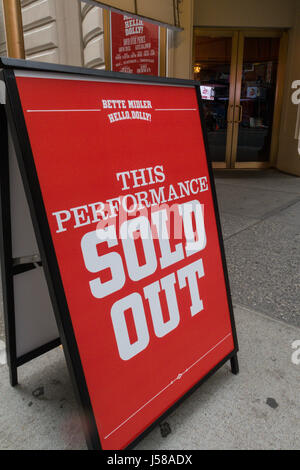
[0,169,299,449]
[215,169,300,327]
[0,304,299,450]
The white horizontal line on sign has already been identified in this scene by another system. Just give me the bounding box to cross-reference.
[26,109,101,113]
[155,108,197,111]
[104,332,232,440]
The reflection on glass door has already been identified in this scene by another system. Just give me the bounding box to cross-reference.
[194,29,285,168]
[193,32,238,165]
[235,36,280,164]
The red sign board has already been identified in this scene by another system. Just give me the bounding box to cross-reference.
[4,63,238,450]
[110,12,159,75]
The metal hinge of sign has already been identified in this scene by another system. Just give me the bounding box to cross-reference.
[13,254,42,267]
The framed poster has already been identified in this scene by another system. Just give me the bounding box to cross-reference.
[1,58,238,450]
[110,12,160,75]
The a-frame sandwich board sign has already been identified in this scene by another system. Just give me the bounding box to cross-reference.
[0,57,239,450]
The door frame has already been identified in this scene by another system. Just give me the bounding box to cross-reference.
[193,28,239,168]
[193,27,288,169]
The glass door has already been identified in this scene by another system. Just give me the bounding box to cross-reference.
[232,31,282,168]
[194,29,286,169]
[193,29,239,168]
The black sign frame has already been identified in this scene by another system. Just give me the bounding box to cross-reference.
[0,57,239,450]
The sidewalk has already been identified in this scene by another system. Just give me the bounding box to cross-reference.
[0,305,299,450]
[0,169,299,450]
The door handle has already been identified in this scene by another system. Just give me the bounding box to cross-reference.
[234,105,243,123]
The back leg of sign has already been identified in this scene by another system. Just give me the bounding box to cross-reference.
[230,354,239,375]
[9,365,18,387]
